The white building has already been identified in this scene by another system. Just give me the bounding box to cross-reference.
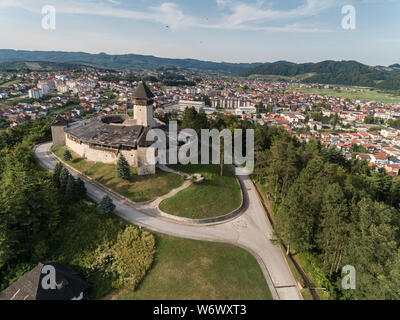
[235,106,256,115]
[28,89,43,99]
[178,100,206,112]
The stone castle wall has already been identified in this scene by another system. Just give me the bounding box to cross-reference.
[66,135,137,166]
[65,134,155,175]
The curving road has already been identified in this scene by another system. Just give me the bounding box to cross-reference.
[34,142,302,300]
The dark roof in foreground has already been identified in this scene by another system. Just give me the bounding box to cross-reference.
[0,263,89,300]
[133,81,155,100]
[51,116,68,126]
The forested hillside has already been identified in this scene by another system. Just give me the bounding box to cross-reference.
[0,49,261,74]
[247,60,400,90]
[254,125,400,299]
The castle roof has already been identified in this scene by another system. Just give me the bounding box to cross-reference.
[65,116,156,149]
[51,116,68,126]
[133,82,154,100]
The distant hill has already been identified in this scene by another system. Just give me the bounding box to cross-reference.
[246,60,400,90]
[0,60,89,72]
[0,49,261,74]
[1,49,400,90]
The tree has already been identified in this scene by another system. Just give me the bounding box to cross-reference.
[316,183,350,275]
[343,199,398,299]
[63,149,72,161]
[66,175,76,197]
[59,167,70,192]
[255,102,265,114]
[52,163,63,188]
[201,95,211,107]
[99,195,116,214]
[276,157,334,253]
[181,107,208,133]
[74,178,87,199]
[219,140,224,177]
[117,155,130,180]
[256,137,301,203]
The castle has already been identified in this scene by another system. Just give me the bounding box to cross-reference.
[51,82,162,175]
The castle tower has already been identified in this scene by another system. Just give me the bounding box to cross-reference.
[133,82,155,127]
[51,117,68,147]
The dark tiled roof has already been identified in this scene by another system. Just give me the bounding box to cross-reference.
[0,263,89,300]
[66,118,144,148]
[133,82,154,100]
[51,116,68,126]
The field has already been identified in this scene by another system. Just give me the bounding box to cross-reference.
[114,233,272,300]
[52,146,184,202]
[0,97,35,110]
[0,78,22,88]
[159,164,242,219]
[293,87,400,104]
[49,104,79,116]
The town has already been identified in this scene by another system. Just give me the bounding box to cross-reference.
[1,67,400,175]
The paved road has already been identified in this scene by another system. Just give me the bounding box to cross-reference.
[34,142,302,300]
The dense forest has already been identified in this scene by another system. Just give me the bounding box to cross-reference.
[246,60,400,90]
[253,125,400,299]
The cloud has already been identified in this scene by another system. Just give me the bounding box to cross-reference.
[216,0,230,7]
[218,0,336,29]
[0,0,335,33]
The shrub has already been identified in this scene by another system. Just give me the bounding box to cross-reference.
[110,225,155,289]
[63,149,72,161]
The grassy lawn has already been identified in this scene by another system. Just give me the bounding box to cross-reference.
[293,87,400,104]
[114,233,272,300]
[0,78,22,88]
[49,104,79,116]
[159,164,242,219]
[52,146,184,202]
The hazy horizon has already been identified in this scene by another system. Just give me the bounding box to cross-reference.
[0,0,399,66]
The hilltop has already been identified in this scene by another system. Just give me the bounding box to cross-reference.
[1,49,400,89]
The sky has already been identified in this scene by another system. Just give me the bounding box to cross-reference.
[0,0,399,66]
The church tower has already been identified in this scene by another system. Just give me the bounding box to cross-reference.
[132,81,156,127]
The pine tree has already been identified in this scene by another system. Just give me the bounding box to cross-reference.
[59,167,70,192]
[66,175,76,197]
[74,178,87,199]
[117,155,130,180]
[99,195,116,214]
[52,163,63,188]
[63,149,72,161]
[316,183,349,275]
